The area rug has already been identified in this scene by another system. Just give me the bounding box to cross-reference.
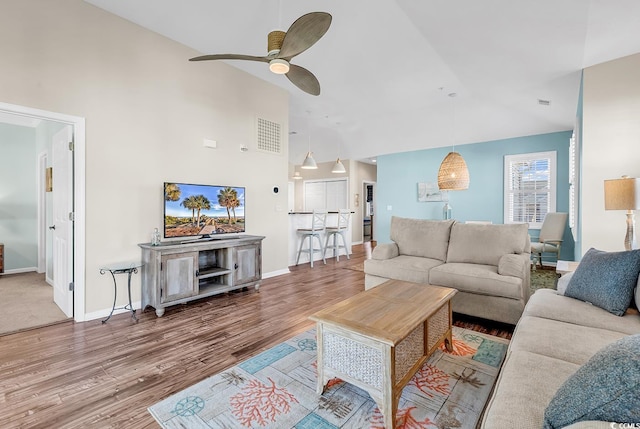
[149,327,509,428]
[530,268,558,295]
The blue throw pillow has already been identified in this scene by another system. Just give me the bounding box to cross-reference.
[564,248,640,316]
[543,334,640,429]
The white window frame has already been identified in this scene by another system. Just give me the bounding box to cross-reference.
[504,151,557,229]
[569,125,580,241]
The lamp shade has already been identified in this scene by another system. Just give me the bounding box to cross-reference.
[301,152,317,169]
[331,158,346,173]
[437,152,470,190]
[604,177,640,210]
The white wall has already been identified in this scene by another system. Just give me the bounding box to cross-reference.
[0,0,289,315]
[582,53,640,252]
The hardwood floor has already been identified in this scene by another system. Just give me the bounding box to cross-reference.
[0,243,512,428]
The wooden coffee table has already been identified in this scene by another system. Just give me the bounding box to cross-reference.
[309,280,457,429]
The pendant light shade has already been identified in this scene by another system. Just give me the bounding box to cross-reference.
[331,158,346,173]
[437,151,469,190]
[301,151,317,169]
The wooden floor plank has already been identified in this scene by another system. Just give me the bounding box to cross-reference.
[0,242,511,428]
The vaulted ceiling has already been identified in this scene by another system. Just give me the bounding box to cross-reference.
[84,0,640,165]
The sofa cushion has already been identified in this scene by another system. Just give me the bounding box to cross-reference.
[390,217,454,261]
[364,255,443,285]
[429,263,523,300]
[543,334,640,429]
[481,350,580,429]
[565,247,640,316]
[523,289,640,336]
[446,223,529,266]
[556,271,573,295]
[510,315,628,365]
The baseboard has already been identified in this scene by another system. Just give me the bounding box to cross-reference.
[83,300,142,322]
[263,268,290,279]
[0,267,38,275]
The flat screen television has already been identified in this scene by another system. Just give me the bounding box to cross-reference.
[164,182,245,240]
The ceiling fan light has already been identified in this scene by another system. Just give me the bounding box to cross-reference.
[301,151,317,169]
[437,152,470,190]
[331,158,346,173]
[269,58,290,74]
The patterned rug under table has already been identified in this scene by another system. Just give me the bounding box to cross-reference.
[149,326,508,428]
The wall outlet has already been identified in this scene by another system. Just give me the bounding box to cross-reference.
[387,205,393,211]
[203,139,217,149]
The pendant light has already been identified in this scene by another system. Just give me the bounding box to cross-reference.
[301,111,318,169]
[437,92,470,190]
[330,119,346,173]
[331,158,346,173]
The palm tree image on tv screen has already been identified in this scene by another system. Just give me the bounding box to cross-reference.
[164,182,245,238]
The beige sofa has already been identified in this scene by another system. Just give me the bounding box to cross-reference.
[364,216,531,325]
[481,287,640,428]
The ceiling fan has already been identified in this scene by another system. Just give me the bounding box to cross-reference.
[189,12,332,96]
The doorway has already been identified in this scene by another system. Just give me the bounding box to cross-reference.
[363,181,375,242]
[0,101,86,324]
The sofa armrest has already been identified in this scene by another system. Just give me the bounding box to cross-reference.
[498,253,531,300]
[498,254,528,278]
[372,243,399,260]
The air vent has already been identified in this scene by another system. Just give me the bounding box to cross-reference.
[256,117,282,154]
[537,99,551,106]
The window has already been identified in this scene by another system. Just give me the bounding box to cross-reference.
[504,151,556,229]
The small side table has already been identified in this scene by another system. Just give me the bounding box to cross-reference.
[100,261,143,323]
[556,260,579,276]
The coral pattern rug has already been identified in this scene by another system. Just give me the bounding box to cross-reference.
[149,327,508,428]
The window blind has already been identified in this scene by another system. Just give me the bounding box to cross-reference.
[504,151,556,228]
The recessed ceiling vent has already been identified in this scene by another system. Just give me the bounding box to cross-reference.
[537,99,551,106]
[256,117,282,155]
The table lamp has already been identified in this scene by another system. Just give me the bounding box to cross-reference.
[604,176,640,250]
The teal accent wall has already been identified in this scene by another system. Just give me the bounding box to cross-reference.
[376,130,574,261]
[0,123,38,271]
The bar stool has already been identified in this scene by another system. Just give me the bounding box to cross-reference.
[295,210,327,267]
[324,209,351,261]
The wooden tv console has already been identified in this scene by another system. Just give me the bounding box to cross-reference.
[139,235,264,317]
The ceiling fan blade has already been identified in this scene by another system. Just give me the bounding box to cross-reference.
[278,12,332,59]
[285,64,321,96]
[189,54,269,62]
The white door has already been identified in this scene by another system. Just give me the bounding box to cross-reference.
[52,126,73,317]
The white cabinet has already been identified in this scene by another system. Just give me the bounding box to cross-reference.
[304,179,348,211]
[140,235,264,317]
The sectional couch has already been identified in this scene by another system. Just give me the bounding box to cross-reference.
[364,216,531,324]
[481,283,640,428]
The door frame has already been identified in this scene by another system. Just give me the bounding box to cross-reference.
[0,101,86,322]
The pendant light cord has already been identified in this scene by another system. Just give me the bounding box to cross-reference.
[449,92,457,152]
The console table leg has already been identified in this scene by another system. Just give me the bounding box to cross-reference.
[102,270,118,324]
[126,270,138,322]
